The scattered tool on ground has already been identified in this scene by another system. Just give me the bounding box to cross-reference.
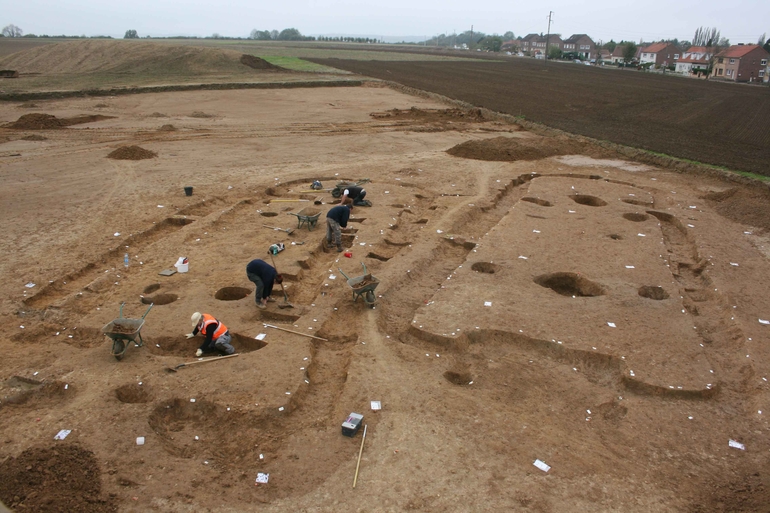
[353,424,368,488]
[263,224,294,235]
[269,253,294,309]
[102,302,153,361]
[270,199,310,203]
[263,323,327,341]
[166,353,239,373]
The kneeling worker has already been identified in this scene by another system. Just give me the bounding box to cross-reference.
[340,185,368,206]
[326,199,353,252]
[246,258,282,310]
[187,312,235,356]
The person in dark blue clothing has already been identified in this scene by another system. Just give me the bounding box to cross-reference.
[246,259,282,309]
[326,200,352,252]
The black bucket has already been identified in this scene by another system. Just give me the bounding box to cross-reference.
[184,186,193,196]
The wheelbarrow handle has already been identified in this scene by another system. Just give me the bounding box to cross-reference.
[360,262,368,275]
[141,303,154,319]
[338,268,351,281]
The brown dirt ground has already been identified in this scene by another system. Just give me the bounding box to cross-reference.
[1,86,770,512]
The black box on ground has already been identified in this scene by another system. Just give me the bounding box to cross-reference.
[342,412,364,437]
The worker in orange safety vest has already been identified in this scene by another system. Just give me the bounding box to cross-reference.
[187,312,235,356]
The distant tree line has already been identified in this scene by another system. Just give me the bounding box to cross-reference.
[419,30,515,51]
[248,28,315,41]
[1,25,112,38]
[317,36,381,43]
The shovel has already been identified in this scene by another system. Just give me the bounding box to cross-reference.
[269,253,294,309]
[165,353,239,373]
[263,224,294,235]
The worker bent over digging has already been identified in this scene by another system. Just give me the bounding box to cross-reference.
[326,199,352,252]
[187,312,235,356]
[246,258,282,310]
[340,186,370,206]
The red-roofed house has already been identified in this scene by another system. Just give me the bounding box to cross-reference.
[712,44,770,82]
[675,46,713,76]
[639,42,680,69]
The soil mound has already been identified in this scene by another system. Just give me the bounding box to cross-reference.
[6,113,115,130]
[21,134,48,141]
[447,135,594,162]
[240,54,281,70]
[158,124,176,131]
[106,145,157,160]
[0,444,117,512]
[371,107,486,122]
[8,113,64,129]
[0,40,283,76]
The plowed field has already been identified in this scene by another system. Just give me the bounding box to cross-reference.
[308,58,770,176]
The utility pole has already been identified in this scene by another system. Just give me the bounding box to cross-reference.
[470,25,474,50]
[545,11,554,60]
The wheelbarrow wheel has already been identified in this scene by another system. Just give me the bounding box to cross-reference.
[365,290,376,308]
[112,339,126,361]
[331,188,342,198]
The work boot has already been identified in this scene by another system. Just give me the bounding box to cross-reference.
[266,297,276,302]
[256,302,266,310]
[337,246,343,252]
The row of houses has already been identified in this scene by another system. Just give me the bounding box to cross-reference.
[502,34,770,83]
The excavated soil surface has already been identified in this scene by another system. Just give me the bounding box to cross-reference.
[0,444,117,512]
[1,86,770,513]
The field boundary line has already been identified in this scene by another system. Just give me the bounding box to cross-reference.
[380,79,770,190]
[0,79,365,102]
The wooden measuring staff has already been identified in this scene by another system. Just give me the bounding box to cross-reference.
[263,323,327,341]
[353,424,368,488]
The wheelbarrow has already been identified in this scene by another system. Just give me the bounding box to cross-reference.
[339,262,380,308]
[287,207,322,231]
[101,302,153,361]
[330,178,370,199]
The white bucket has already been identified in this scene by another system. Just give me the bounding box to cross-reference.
[175,257,189,273]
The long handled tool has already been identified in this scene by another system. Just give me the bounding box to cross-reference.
[269,253,294,309]
[263,323,327,341]
[165,353,239,373]
[263,224,294,235]
[353,424,368,488]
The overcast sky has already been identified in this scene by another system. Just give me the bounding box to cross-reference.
[2,0,768,45]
